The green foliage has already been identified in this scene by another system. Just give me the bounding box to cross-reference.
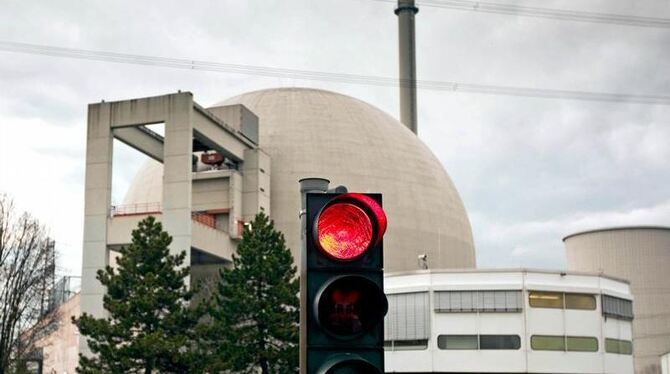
[73,216,203,374]
[205,212,299,374]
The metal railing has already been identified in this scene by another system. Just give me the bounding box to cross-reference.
[111,202,162,216]
[110,203,220,230]
[47,276,81,313]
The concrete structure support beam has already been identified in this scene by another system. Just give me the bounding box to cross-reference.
[112,126,164,162]
[161,94,194,284]
[193,109,248,161]
[80,102,113,356]
[228,171,243,239]
[108,94,185,128]
[241,148,271,222]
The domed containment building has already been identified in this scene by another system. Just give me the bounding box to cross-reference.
[121,88,476,272]
[564,226,670,374]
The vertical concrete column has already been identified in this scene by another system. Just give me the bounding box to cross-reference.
[396,0,419,134]
[162,93,194,283]
[241,148,271,222]
[79,102,113,355]
[228,171,243,239]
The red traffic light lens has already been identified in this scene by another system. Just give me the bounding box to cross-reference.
[317,203,373,261]
[316,275,388,338]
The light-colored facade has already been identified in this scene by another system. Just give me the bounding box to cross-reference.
[662,352,670,374]
[81,92,269,355]
[564,226,670,374]
[31,294,80,374]
[124,87,476,272]
[384,269,634,374]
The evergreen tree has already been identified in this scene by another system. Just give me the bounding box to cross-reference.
[205,212,299,374]
[73,216,203,373]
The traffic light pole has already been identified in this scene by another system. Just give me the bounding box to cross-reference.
[299,178,331,374]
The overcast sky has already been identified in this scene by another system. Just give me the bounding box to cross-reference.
[1,0,668,275]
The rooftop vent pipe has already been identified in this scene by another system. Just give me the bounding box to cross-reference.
[395,0,419,134]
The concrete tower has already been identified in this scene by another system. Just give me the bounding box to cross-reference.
[80,93,269,355]
[564,226,670,374]
[396,0,419,134]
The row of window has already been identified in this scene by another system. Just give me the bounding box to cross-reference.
[435,290,523,313]
[430,290,632,320]
[385,292,634,343]
[385,335,633,355]
[437,290,600,311]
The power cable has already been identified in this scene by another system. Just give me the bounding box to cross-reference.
[374,0,670,29]
[1,40,670,105]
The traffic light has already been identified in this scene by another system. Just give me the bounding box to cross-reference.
[305,192,388,374]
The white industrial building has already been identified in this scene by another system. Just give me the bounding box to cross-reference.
[384,269,635,374]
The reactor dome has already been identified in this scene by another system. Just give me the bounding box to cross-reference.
[123,87,475,271]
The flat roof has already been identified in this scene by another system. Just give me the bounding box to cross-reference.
[562,225,670,241]
[385,267,630,284]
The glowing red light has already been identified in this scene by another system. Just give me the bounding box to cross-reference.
[317,203,373,260]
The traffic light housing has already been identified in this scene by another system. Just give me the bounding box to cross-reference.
[305,192,388,374]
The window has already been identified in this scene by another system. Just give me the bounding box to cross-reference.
[605,338,633,355]
[437,335,521,350]
[531,335,565,351]
[529,291,597,310]
[566,336,598,352]
[565,294,596,310]
[437,335,478,350]
[384,339,428,351]
[479,335,521,350]
[435,290,522,313]
[532,335,599,352]
[529,291,564,309]
[385,292,430,342]
[602,295,634,320]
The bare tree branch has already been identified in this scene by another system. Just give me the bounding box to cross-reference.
[0,193,58,374]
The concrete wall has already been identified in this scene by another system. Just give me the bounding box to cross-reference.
[564,227,670,374]
[192,177,231,211]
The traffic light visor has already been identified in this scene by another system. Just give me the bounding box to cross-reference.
[315,193,387,261]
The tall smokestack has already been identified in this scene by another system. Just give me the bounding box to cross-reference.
[396,0,419,134]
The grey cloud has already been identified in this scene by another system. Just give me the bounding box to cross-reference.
[0,0,668,273]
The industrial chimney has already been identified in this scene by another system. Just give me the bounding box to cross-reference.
[395,0,419,134]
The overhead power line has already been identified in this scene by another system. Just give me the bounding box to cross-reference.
[1,41,670,105]
[374,0,670,29]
